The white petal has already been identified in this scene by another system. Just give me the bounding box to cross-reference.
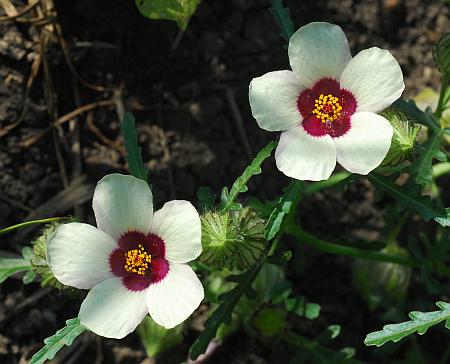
[288,22,352,88]
[93,173,153,241]
[334,111,393,174]
[47,223,116,289]
[146,263,204,329]
[340,47,405,113]
[275,126,336,181]
[79,277,148,339]
[151,200,201,263]
[249,70,303,131]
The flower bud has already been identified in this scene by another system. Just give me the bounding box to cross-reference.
[199,208,266,271]
[380,110,421,167]
[433,33,450,74]
[353,244,412,310]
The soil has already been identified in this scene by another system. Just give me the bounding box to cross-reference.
[0,0,449,363]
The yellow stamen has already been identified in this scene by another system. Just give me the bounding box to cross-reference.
[312,93,342,123]
[124,244,151,276]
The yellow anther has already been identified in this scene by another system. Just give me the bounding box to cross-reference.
[312,93,342,123]
[124,244,152,276]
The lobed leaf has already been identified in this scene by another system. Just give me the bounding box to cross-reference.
[269,0,295,42]
[367,173,447,225]
[30,317,86,364]
[220,141,277,212]
[409,129,446,185]
[265,181,302,240]
[135,0,201,30]
[121,112,149,183]
[365,301,450,347]
[189,262,263,360]
[0,256,31,283]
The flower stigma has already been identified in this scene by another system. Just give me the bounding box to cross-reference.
[124,244,151,276]
[312,93,343,123]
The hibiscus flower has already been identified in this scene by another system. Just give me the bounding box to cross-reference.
[249,22,405,181]
[47,173,204,338]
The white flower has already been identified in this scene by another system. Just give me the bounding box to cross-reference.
[47,174,204,339]
[249,22,405,181]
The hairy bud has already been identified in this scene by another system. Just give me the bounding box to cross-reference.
[199,208,266,271]
[380,110,421,167]
[353,244,412,310]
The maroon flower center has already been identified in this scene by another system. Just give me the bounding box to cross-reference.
[297,78,357,138]
[109,231,169,292]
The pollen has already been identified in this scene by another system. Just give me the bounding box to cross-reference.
[124,244,151,276]
[312,93,343,123]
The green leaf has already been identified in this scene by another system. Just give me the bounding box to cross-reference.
[135,0,201,30]
[121,112,149,183]
[30,317,86,364]
[409,129,446,185]
[0,257,31,283]
[367,173,447,224]
[364,301,450,347]
[433,32,450,74]
[137,316,183,358]
[392,99,440,130]
[220,141,277,212]
[269,0,295,42]
[189,261,263,360]
[265,181,302,240]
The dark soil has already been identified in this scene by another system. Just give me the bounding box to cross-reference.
[1,0,449,363]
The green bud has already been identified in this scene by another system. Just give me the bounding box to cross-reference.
[433,33,450,74]
[253,308,286,337]
[380,110,421,167]
[353,244,412,310]
[199,208,266,271]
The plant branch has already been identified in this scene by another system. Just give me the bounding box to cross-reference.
[0,217,67,235]
[286,225,419,267]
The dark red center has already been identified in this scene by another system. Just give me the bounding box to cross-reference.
[297,78,357,138]
[109,231,169,292]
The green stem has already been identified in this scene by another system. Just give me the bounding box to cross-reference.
[386,212,409,246]
[303,171,353,196]
[435,73,450,121]
[0,217,67,235]
[286,224,419,267]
